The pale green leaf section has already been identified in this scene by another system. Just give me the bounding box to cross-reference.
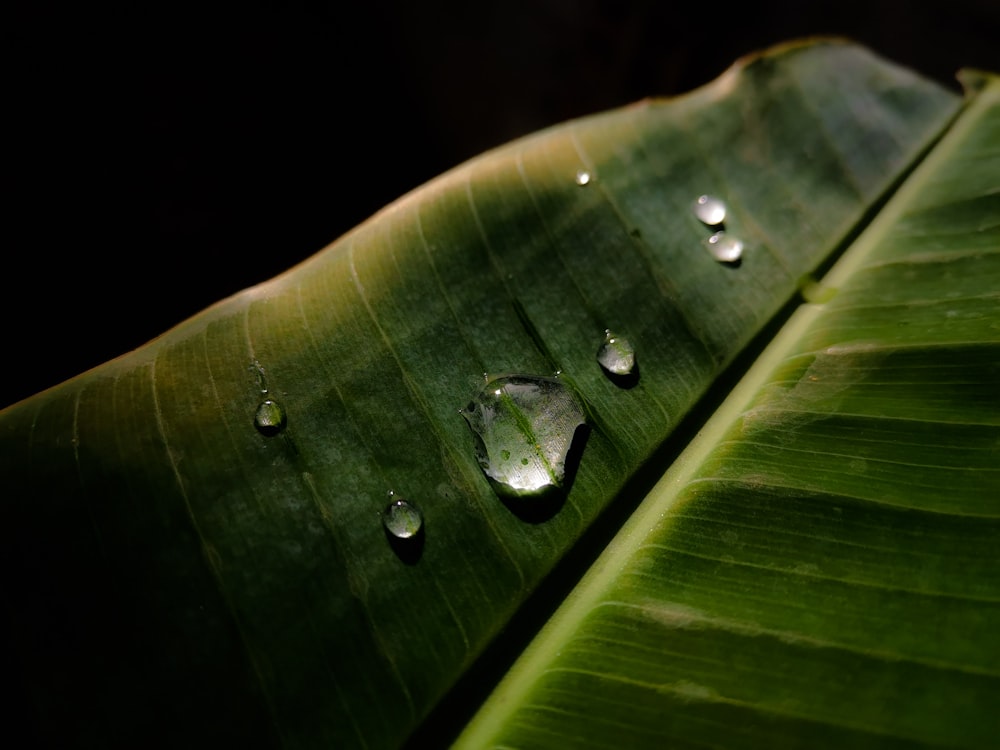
[456,76,1000,749]
[0,41,964,749]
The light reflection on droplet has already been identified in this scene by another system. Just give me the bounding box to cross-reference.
[459,374,586,495]
[597,329,636,378]
[693,194,727,226]
[704,231,744,263]
[382,493,424,540]
[254,399,287,436]
[575,170,592,186]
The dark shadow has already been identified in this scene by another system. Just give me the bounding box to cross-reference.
[562,422,589,486]
[604,361,640,390]
[384,526,425,565]
[495,484,566,524]
[254,421,286,438]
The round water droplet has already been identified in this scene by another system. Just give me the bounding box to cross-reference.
[460,374,587,495]
[693,194,727,226]
[382,496,423,540]
[575,170,592,186]
[704,231,743,263]
[597,329,636,377]
[254,399,286,436]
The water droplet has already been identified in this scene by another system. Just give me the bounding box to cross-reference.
[254,399,286,436]
[597,329,636,377]
[704,231,743,263]
[693,194,727,226]
[575,170,592,186]
[382,494,424,540]
[460,374,587,495]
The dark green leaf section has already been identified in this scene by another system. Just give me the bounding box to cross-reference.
[458,76,999,748]
[0,42,960,748]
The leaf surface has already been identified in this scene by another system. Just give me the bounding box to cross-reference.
[0,40,973,748]
[456,71,1000,749]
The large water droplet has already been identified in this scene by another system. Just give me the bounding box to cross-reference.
[693,194,727,226]
[704,231,743,264]
[460,374,587,495]
[254,399,287,436]
[575,169,592,186]
[382,494,424,540]
[597,329,636,377]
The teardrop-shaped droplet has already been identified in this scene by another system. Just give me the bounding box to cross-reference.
[575,169,592,186]
[382,495,423,540]
[704,231,743,263]
[460,374,586,495]
[254,399,286,436]
[597,329,636,377]
[692,194,727,226]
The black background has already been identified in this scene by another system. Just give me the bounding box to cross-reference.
[5,1,1000,410]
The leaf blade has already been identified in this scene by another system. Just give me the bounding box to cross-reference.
[456,73,1000,750]
[0,40,966,748]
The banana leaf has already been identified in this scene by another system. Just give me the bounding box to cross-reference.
[456,59,1000,750]
[2,38,995,749]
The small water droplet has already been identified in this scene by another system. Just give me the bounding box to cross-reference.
[693,194,727,226]
[460,374,587,495]
[575,170,592,186]
[254,399,286,436]
[704,231,743,263]
[597,329,636,377]
[382,494,424,540]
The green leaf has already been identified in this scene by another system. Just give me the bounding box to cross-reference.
[2,39,992,749]
[456,67,1000,749]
